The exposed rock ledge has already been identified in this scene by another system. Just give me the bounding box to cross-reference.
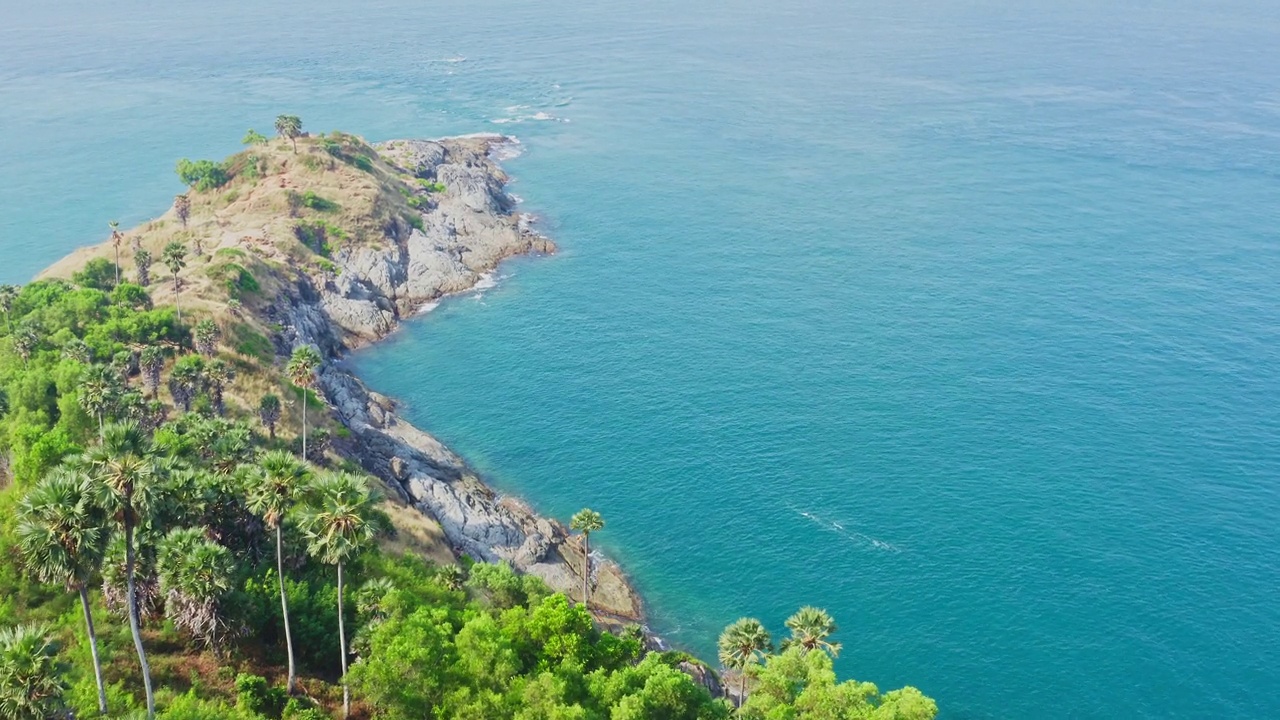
[268,135,644,622]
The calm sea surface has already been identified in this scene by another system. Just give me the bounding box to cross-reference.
[4,1,1280,716]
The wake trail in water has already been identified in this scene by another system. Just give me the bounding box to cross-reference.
[787,504,901,553]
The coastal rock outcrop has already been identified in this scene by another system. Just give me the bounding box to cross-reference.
[275,136,643,621]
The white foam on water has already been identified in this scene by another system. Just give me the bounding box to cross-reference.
[787,505,901,553]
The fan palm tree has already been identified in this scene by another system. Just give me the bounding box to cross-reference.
[0,623,65,720]
[275,115,303,152]
[108,221,123,287]
[193,319,220,357]
[569,508,604,608]
[245,451,311,693]
[85,421,160,719]
[782,606,841,659]
[299,472,381,719]
[173,194,190,228]
[258,395,282,439]
[17,468,109,715]
[0,284,17,332]
[13,322,38,366]
[204,359,234,416]
[718,618,773,709]
[79,365,118,441]
[286,346,321,460]
[134,249,153,287]
[139,346,164,399]
[161,242,187,322]
[157,528,236,648]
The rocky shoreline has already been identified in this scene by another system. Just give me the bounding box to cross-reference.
[264,135,647,623]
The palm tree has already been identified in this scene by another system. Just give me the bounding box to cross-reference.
[286,346,321,460]
[13,322,38,366]
[161,241,187,322]
[157,528,236,648]
[246,451,311,694]
[79,365,118,441]
[569,508,604,608]
[168,356,204,413]
[205,359,234,416]
[299,472,381,719]
[258,395,282,439]
[782,606,841,659]
[173,194,190,228]
[193,319,220,357]
[718,618,772,709]
[0,624,65,720]
[108,221,123,287]
[0,284,17,332]
[85,421,160,719]
[275,115,303,152]
[17,469,109,715]
[139,346,165,399]
[135,249,153,287]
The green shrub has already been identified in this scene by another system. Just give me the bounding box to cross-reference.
[72,258,119,291]
[206,262,260,299]
[231,323,274,361]
[175,159,230,192]
[416,178,446,193]
[300,190,339,213]
[235,674,287,718]
[294,220,346,257]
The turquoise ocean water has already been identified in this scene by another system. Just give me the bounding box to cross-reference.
[4,1,1280,716]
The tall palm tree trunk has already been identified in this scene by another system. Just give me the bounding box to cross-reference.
[79,586,108,715]
[738,672,746,710]
[301,394,308,461]
[277,526,297,694]
[173,274,181,322]
[337,562,349,719]
[582,534,591,608]
[125,521,155,719]
[114,247,121,287]
[98,414,105,443]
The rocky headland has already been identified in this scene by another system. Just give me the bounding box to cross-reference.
[39,132,645,623]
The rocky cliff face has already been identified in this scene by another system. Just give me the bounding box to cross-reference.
[268,136,643,621]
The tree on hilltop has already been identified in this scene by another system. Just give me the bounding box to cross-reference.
[275,115,303,153]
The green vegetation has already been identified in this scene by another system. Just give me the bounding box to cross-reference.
[175,160,230,193]
[274,116,303,153]
[243,130,269,146]
[0,121,937,719]
[293,220,346,258]
[415,178,446,193]
[570,508,604,608]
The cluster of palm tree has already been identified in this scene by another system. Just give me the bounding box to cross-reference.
[13,419,382,719]
[718,606,842,710]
